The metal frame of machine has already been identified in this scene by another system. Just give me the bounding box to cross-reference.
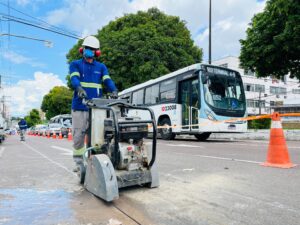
[79,98,159,202]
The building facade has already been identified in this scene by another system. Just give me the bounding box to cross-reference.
[213,56,300,115]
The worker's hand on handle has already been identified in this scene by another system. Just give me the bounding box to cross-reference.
[110,91,118,99]
[77,86,87,99]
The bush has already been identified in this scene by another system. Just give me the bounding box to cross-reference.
[248,118,271,129]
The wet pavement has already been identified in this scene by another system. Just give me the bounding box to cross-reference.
[0,189,74,225]
[1,134,300,225]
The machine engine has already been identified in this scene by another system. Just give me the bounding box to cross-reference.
[103,118,150,171]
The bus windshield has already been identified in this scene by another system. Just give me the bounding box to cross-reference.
[202,71,246,111]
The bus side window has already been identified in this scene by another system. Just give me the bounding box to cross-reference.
[160,78,176,102]
[132,89,144,105]
[145,84,159,105]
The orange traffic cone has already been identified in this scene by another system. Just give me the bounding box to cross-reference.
[262,112,296,168]
[47,131,50,138]
[52,132,56,139]
[58,131,63,139]
[68,129,72,141]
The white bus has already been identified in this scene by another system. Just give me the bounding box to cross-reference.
[119,63,247,141]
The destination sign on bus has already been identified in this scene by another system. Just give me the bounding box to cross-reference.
[205,66,236,77]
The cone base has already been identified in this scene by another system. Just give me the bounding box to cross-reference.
[261,162,297,169]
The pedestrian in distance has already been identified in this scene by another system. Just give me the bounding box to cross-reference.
[69,35,118,170]
[18,118,27,141]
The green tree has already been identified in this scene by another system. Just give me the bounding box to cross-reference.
[66,8,202,91]
[41,86,73,120]
[240,0,300,80]
[24,109,41,127]
[248,118,271,130]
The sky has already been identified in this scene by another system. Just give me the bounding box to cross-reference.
[0,0,266,117]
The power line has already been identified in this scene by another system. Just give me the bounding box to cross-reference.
[1,14,81,39]
[0,1,80,37]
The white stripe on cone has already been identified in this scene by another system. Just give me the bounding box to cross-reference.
[271,121,282,129]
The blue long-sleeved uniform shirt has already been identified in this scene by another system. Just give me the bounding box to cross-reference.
[69,59,117,111]
[18,119,27,130]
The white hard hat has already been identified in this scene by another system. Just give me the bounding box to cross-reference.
[82,36,100,49]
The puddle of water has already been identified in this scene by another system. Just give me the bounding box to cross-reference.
[0,188,75,225]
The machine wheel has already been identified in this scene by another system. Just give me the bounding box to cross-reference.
[194,132,211,141]
[159,118,175,140]
[78,163,86,184]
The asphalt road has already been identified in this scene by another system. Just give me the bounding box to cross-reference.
[0,134,300,225]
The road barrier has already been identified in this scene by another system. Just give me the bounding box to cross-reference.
[262,112,296,168]
[28,112,299,169]
[154,113,300,129]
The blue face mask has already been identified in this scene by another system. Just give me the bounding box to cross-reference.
[83,48,95,58]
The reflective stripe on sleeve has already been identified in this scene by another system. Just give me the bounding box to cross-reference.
[70,72,80,78]
[80,82,102,89]
[102,75,111,81]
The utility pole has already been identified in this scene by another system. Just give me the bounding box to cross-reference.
[208,0,212,64]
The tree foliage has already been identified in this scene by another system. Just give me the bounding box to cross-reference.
[248,118,271,130]
[41,86,73,120]
[24,109,41,127]
[240,0,300,80]
[66,8,202,91]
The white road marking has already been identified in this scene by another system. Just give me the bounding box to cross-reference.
[0,147,5,158]
[166,144,204,148]
[182,168,195,172]
[173,152,262,164]
[22,142,76,177]
[51,145,73,153]
[61,153,73,156]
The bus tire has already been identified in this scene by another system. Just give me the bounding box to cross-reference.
[159,118,175,140]
[194,132,211,141]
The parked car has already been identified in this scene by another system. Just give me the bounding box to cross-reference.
[50,114,72,127]
[34,124,47,136]
[50,114,72,137]
[37,125,48,136]
[47,123,63,136]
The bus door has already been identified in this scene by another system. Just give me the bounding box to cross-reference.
[180,78,200,131]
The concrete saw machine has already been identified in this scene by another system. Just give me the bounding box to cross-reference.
[78,98,159,202]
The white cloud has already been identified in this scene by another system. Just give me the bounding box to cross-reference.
[2,50,46,68]
[4,71,65,117]
[46,0,266,61]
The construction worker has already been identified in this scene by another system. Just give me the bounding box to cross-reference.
[69,35,118,166]
[18,118,27,141]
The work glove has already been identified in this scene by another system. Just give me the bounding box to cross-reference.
[111,91,118,99]
[77,86,87,99]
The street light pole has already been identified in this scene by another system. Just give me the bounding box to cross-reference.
[208,0,212,64]
[0,33,53,47]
